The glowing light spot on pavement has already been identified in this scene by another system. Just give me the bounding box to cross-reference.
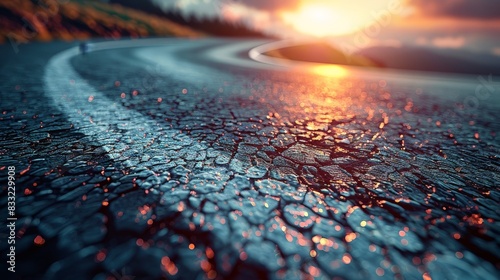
[177,201,186,212]
[345,232,357,242]
[207,270,217,279]
[342,254,352,264]
[182,88,188,94]
[376,267,385,276]
[200,259,210,271]
[308,265,320,277]
[206,247,214,259]
[298,237,308,246]
[95,250,106,262]
[34,235,45,245]
[189,243,195,250]
[465,214,484,225]
[157,97,163,103]
[312,235,320,243]
[161,257,178,275]
[139,205,151,215]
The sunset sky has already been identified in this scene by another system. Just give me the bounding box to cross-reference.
[152,0,500,55]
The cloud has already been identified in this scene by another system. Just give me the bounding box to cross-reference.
[409,0,500,19]
[220,0,300,11]
[150,0,302,37]
[151,0,299,14]
[432,36,465,49]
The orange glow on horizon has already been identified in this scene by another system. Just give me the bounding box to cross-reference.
[310,64,349,78]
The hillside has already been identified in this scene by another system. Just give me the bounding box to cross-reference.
[264,42,382,68]
[0,0,202,44]
[263,41,500,75]
[356,46,500,76]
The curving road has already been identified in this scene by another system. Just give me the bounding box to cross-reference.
[1,38,499,279]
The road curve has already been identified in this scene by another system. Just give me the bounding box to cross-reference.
[1,38,499,279]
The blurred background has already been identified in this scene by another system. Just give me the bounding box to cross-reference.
[1,0,500,75]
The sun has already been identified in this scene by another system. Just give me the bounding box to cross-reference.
[281,1,390,37]
[284,4,354,37]
[299,5,339,35]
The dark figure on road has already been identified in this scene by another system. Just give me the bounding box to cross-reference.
[79,42,89,55]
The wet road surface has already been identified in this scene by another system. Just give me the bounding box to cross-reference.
[1,38,499,279]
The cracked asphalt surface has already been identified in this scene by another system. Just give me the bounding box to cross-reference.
[1,38,499,279]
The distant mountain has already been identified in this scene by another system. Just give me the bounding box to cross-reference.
[264,41,500,75]
[0,0,201,44]
[109,0,273,38]
[263,42,382,67]
[355,46,500,76]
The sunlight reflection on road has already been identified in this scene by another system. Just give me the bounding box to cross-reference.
[310,64,349,78]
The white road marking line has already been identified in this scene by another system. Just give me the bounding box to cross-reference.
[43,41,197,169]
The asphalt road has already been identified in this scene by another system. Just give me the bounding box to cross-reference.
[1,38,499,280]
